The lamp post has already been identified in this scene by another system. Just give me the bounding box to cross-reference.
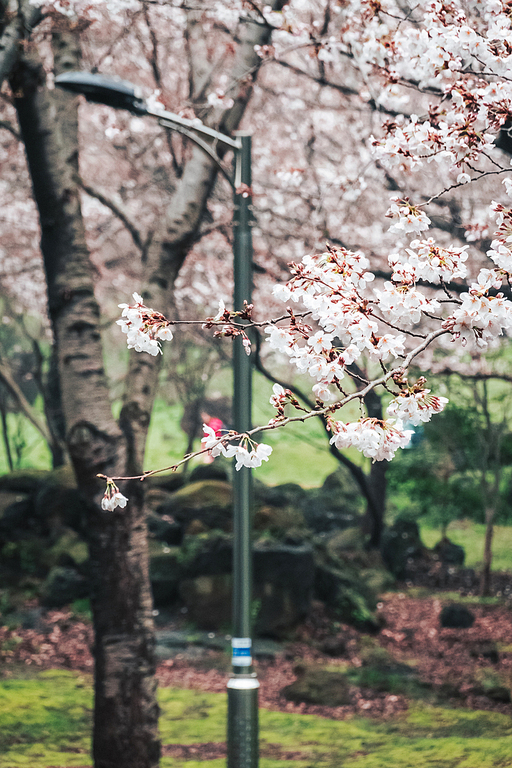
[55,72,259,768]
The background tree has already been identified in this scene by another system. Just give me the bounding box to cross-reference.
[1,2,286,767]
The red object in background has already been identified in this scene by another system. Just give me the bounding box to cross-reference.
[207,417,223,436]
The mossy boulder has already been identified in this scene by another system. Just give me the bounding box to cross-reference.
[146,473,186,493]
[41,566,89,607]
[283,664,353,706]
[314,560,381,631]
[253,505,307,537]
[45,528,89,569]
[254,482,307,509]
[144,487,175,513]
[147,512,183,545]
[0,469,51,494]
[325,527,366,558]
[158,480,233,532]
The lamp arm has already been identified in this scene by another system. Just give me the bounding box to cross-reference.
[157,116,236,190]
[146,105,240,150]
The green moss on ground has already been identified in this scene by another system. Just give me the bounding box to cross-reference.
[2,671,512,767]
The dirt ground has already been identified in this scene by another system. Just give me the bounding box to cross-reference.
[2,588,512,725]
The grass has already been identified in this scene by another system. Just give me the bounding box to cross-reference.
[420,520,512,573]
[2,670,512,767]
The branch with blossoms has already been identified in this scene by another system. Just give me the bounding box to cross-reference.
[99,199,512,510]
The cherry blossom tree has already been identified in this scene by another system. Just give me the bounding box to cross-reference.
[2,2,286,767]
[3,2,512,767]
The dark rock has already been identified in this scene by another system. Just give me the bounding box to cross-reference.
[149,545,181,606]
[320,635,347,657]
[254,483,307,509]
[439,604,475,629]
[299,468,362,534]
[34,484,86,535]
[0,470,49,494]
[469,640,499,664]
[253,543,315,638]
[303,506,360,534]
[158,480,233,532]
[189,464,229,483]
[0,497,34,537]
[433,537,465,566]
[282,665,353,706]
[178,535,314,637]
[147,512,183,545]
[483,686,511,703]
[381,518,424,578]
[146,473,186,493]
[180,533,233,578]
[179,574,232,630]
[41,566,89,607]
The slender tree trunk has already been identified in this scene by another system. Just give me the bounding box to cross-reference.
[367,459,387,548]
[480,508,495,597]
[0,398,13,471]
[11,26,159,768]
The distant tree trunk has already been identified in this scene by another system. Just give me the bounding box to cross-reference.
[480,508,495,597]
[366,460,387,548]
[353,364,387,549]
[11,25,159,768]
[0,397,13,471]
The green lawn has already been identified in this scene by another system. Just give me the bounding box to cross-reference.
[420,521,512,573]
[2,670,512,768]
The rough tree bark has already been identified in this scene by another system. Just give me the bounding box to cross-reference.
[11,25,160,768]
[8,4,286,767]
[122,0,287,467]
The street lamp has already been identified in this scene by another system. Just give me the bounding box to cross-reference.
[55,71,259,768]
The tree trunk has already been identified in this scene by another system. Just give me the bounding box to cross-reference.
[366,459,387,548]
[11,26,160,768]
[356,367,387,549]
[480,508,494,597]
[122,0,288,467]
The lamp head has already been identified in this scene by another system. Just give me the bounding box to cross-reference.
[54,71,147,115]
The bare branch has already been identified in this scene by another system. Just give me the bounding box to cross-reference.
[0,358,52,444]
[77,178,146,254]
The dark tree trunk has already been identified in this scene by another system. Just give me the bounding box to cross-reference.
[0,397,13,471]
[480,509,494,597]
[11,26,160,768]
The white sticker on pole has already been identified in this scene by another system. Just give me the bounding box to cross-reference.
[232,637,252,666]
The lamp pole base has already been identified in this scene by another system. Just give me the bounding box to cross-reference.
[227,675,260,768]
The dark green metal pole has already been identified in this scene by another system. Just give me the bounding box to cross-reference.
[227,132,259,768]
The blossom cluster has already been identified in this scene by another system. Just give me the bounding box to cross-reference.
[117,293,173,356]
[329,418,414,462]
[202,424,272,470]
[387,388,449,426]
[101,479,128,511]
